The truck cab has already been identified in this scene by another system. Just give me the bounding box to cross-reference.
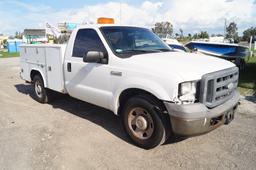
[20,20,240,149]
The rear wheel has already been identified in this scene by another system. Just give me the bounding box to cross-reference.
[122,95,170,149]
[33,75,50,103]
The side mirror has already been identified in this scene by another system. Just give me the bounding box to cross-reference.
[83,51,105,63]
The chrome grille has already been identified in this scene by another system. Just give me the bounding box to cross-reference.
[200,67,239,108]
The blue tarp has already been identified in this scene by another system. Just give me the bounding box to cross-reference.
[7,40,22,53]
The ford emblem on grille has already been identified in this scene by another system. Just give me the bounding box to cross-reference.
[227,82,234,90]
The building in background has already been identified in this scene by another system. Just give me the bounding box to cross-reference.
[23,29,48,44]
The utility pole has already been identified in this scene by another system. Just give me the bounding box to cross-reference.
[224,19,227,42]
[249,36,253,58]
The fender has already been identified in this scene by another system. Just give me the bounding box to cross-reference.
[30,68,48,88]
[111,77,176,115]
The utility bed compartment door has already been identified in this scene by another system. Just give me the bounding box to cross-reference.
[20,47,47,82]
[45,47,64,93]
[20,47,30,81]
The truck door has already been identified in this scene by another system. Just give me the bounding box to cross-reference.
[64,29,112,109]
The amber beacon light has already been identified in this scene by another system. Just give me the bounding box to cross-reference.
[97,17,115,24]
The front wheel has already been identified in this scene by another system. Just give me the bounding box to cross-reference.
[122,95,169,149]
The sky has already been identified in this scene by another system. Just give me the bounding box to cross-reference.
[0,0,255,36]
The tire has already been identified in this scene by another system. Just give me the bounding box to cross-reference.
[235,58,246,71]
[122,95,170,149]
[239,59,246,71]
[32,75,51,103]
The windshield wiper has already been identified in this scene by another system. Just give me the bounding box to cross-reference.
[154,48,172,52]
[119,49,160,53]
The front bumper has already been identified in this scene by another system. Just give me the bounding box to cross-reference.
[164,90,240,136]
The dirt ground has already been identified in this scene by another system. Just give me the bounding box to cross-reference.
[0,57,256,170]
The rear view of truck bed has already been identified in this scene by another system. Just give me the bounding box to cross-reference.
[20,44,66,93]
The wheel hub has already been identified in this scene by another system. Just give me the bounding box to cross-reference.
[135,116,148,130]
[35,81,42,97]
[127,107,154,140]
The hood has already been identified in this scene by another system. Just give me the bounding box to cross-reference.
[122,51,235,81]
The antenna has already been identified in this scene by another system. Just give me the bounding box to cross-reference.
[119,1,122,24]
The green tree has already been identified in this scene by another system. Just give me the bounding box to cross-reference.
[193,33,198,39]
[14,31,23,39]
[242,27,256,41]
[225,22,239,43]
[188,33,192,40]
[193,31,209,39]
[152,21,173,37]
[199,31,209,39]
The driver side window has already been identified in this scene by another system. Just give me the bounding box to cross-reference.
[72,29,107,58]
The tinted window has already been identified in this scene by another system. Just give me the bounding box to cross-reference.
[101,26,171,58]
[72,29,107,57]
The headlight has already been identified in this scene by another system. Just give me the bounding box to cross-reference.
[178,81,198,104]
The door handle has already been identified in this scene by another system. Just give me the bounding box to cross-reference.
[110,71,122,76]
[67,63,71,72]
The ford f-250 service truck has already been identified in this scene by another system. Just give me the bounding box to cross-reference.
[20,21,240,149]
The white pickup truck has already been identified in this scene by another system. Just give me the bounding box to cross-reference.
[20,24,240,149]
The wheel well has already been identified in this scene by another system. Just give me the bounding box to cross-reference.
[118,88,167,115]
[30,70,42,82]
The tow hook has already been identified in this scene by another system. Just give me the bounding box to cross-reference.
[224,110,234,125]
[210,115,222,126]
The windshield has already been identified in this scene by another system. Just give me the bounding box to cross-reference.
[100,26,172,57]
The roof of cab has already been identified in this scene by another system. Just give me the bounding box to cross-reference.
[75,24,149,30]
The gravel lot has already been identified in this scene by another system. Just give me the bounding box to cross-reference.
[0,57,256,170]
